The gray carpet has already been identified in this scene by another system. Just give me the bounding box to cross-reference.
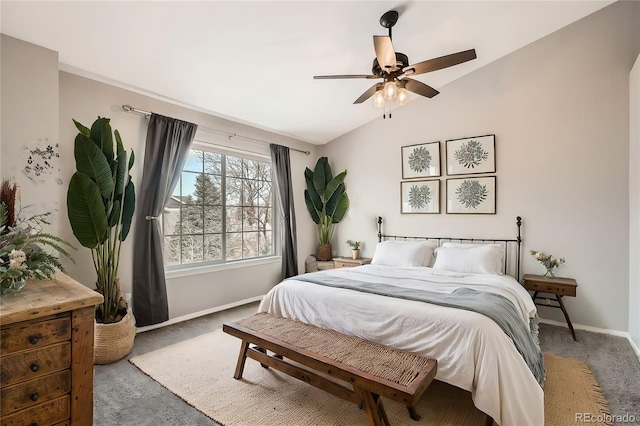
[93,303,640,425]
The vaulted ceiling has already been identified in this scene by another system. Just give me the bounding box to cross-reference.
[1,1,612,144]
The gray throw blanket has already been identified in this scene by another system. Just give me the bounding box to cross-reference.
[293,273,545,387]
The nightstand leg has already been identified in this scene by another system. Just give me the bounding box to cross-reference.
[556,295,577,341]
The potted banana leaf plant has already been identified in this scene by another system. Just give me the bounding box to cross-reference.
[66,117,136,364]
[304,157,349,261]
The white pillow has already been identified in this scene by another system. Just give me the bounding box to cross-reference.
[440,242,505,273]
[371,241,435,267]
[432,245,502,275]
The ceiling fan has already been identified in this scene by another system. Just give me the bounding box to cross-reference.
[314,10,477,108]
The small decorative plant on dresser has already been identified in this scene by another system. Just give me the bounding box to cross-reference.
[346,240,361,259]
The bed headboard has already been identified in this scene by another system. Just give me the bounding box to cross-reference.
[376,216,523,281]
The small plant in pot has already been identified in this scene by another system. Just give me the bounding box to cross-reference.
[304,157,349,261]
[66,117,136,364]
[346,240,361,260]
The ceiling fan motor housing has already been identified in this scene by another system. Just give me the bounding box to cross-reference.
[372,52,409,76]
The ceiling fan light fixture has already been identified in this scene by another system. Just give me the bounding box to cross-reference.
[373,89,385,108]
[396,86,409,106]
[383,80,397,100]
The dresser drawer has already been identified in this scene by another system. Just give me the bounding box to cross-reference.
[0,342,71,387]
[334,261,356,268]
[0,394,70,426]
[1,316,71,355]
[526,281,576,297]
[1,370,71,414]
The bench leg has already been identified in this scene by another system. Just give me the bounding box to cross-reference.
[407,405,420,421]
[356,387,390,426]
[234,340,250,380]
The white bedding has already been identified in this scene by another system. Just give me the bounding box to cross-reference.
[258,265,544,426]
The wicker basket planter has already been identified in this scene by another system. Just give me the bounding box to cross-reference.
[94,306,136,364]
[316,243,332,261]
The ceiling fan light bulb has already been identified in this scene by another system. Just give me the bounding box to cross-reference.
[373,90,385,108]
[396,87,409,106]
[383,81,397,100]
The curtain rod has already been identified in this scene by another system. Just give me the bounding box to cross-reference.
[121,104,310,156]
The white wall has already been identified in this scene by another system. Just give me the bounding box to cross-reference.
[1,35,61,235]
[320,1,640,332]
[630,54,640,346]
[1,33,318,321]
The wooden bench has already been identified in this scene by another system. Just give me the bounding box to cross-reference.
[223,313,437,426]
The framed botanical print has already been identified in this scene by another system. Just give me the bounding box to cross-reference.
[446,176,496,214]
[446,134,495,175]
[402,142,440,179]
[401,179,440,214]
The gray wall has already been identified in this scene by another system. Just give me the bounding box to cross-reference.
[1,35,61,235]
[320,1,640,332]
[630,53,640,347]
[1,34,318,321]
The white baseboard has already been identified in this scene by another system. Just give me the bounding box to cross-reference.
[539,318,640,362]
[136,295,264,333]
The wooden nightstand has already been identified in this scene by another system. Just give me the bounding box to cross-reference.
[522,274,578,341]
[333,257,372,268]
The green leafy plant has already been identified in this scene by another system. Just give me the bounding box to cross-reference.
[346,240,360,250]
[66,117,135,324]
[304,157,349,244]
[1,191,76,296]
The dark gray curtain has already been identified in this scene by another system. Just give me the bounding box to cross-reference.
[270,144,298,279]
[133,113,197,326]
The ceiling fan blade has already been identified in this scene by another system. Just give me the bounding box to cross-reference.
[373,35,397,72]
[313,74,378,79]
[404,49,477,76]
[403,78,439,98]
[354,83,381,104]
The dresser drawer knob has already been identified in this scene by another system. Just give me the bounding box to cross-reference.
[546,285,552,291]
[29,333,43,345]
[30,423,38,426]
[30,391,39,401]
[30,362,39,372]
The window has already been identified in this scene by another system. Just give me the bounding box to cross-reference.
[162,146,274,267]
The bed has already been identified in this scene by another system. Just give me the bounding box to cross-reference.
[258,216,544,426]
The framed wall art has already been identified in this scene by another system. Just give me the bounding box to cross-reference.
[446,134,495,175]
[446,176,496,214]
[401,142,440,179]
[401,179,440,214]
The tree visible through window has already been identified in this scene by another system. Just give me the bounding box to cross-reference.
[162,147,273,266]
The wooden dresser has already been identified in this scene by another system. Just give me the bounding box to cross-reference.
[0,273,103,426]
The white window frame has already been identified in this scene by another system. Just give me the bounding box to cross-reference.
[162,141,279,273]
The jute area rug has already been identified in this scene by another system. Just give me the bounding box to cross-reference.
[130,330,611,426]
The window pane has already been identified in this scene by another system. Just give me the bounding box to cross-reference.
[259,161,271,181]
[243,232,259,258]
[259,231,272,256]
[162,207,180,236]
[258,180,271,206]
[227,207,242,232]
[163,236,181,266]
[198,174,221,205]
[183,150,204,172]
[181,205,204,234]
[204,234,222,262]
[258,207,272,232]
[204,206,223,233]
[243,179,259,207]
[243,159,259,180]
[226,155,243,178]
[243,207,258,231]
[226,177,242,206]
[226,232,242,260]
[181,171,199,202]
[181,234,204,264]
[204,152,221,175]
